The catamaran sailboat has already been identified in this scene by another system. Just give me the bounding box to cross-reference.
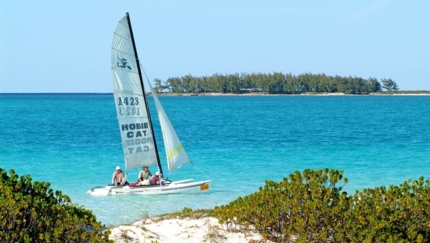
[87,13,211,196]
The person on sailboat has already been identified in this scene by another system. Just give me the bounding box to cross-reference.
[112,166,128,186]
[149,171,161,185]
[137,166,152,186]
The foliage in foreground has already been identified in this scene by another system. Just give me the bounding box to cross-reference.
[0,168,111,243]
[214,168,430,243]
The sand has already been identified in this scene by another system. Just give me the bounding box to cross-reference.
[109,216,269,243]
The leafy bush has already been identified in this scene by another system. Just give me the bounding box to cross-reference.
[0,168,112,243]
[214,168,430,243]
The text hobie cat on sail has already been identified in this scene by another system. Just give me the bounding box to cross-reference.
[87,13,211,196]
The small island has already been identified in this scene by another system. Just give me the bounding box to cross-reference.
[151,72,408,95]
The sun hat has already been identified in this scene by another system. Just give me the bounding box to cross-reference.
[155,171,160,176]
[116,166,121,170]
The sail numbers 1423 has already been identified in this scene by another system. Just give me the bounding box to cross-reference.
[117,97,139,106]
[117,96,141,116]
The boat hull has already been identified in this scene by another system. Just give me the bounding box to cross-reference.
[86,179,211,196]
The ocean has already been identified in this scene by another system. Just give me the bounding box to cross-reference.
[1,94,429,226]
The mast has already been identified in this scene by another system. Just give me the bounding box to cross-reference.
[125,12,164,176]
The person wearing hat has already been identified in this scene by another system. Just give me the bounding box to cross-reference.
[137,166,152,186]
[111,166,128,186]
[149,171,161,185]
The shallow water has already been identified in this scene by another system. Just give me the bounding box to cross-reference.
[1,94,429,226]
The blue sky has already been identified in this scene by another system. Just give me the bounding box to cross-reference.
[1,1,429,92]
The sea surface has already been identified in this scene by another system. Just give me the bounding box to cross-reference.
[1,94,430,226]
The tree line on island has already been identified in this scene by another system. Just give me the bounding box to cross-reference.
[153,72,399,94]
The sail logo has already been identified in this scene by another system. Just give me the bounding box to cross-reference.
[121,122,153,154]
[117,57,132,70]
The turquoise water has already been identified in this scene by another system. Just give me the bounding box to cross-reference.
[1,94,430,226]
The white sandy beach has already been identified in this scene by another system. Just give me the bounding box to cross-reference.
[109,216,269,243]
[157,91,430,97]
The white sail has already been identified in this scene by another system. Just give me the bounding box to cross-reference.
[148,83,191,172]
[87,13,211,196]
[111,16,158,170]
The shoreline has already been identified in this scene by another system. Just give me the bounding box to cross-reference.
[156,92,430,96]
[2,91,430,96]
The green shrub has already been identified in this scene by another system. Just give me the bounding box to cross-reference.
[339,178,430,242]
[0,168,112,243]
[181,207,193,213]
[214,168,430,243]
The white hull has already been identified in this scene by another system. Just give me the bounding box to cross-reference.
[87,179,211,196]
